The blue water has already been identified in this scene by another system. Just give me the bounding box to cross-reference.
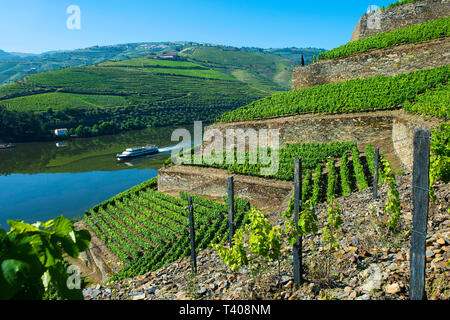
[0,124,204,230]
[0,169,157,229]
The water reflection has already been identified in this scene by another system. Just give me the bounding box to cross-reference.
[0,125,196,227]
[0,125,194,175]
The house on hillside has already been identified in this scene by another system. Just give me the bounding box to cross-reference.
[54,128,68,136]
[145,54,157,59]
[160,53,177,59]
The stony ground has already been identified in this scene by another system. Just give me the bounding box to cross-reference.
[83,173,449,300]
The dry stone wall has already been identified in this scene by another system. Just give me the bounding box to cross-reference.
[209,110,442,170]
[292,37,449,90]
[210,111,395,148]
[392,111,441,170]
[157,165,293,215]
[350,0,450,42]
[158,112,441,213]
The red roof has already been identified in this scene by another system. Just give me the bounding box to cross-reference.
[162,53,177,56]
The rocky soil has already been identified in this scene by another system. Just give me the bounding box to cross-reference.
[83,173,449,300]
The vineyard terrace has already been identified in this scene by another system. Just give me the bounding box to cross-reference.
[171,121,280,176]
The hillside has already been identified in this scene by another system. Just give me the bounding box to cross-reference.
[0,58,266,141]
[83,174,449,300]
[219,66,449,122]
[0,42,324,87]
[179,46,307,91]
[0,43,325,142]
[75,0,450,302]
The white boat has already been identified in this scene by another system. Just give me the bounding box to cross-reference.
[116,145,159,160]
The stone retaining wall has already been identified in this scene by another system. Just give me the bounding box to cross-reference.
[292,37,449,90]
[209,110,441,170]
[209,111,395,148]
[392,112,441,170]
[158,165,293,216]
[351,0,450,42]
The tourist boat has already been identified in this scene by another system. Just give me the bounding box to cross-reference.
[116,145,159,160]
[0,144,15,150]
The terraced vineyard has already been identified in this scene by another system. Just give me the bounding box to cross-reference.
[218,65,449,122]
[318,17,450,60]
[403,83,449,119]
[168,142,385,206]
[282,143,386,217]
[83,181,250,281]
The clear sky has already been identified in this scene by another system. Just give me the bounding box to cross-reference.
[0,0,398,53]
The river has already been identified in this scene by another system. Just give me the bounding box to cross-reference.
[0,125,195,229]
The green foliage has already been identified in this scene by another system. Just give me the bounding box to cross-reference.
[1,92,128,112]
[311,164,323,205]
[85,179,250,282]
[339,152,352,196]
[0,105,46,142]
[322,201,343,251]
[318,17,449,60]
[351,146,369,191]
[403,84,450,119]
[326,157,337,202]
[0,216,91,300]
[284,200,318,246]
[180,46,297,91]
[365,144,385,184]
[308,201,343,287]
[219,66,449,122]
[0,57,267,141]
[430,123,450,185]
[170,141,356,181]
[384,0,422,10]
[382,159,402,232]
[213,208,282,274]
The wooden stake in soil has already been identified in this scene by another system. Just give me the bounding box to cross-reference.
[373,147,379,200]
[410,128,431,300]
[228,176,234,248]
[293,157,303,286]
[188,196,197,273]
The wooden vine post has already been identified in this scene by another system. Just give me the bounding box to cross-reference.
[188,196,197,273]
[373,147,379,199]
[228,176,235,248]
[410,128,431,300]
[293,157,303,286]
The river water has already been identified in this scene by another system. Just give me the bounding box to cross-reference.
[0,125,195,229]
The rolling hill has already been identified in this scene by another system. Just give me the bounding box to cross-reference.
[0,43,324,142]
[0,57,267,141]
[0,42,324,89]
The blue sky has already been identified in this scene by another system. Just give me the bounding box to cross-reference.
[0,0,398,53]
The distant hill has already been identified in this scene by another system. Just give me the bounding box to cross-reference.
[180,46,297,91]
[0,50,22,60]
[264,47,326,65]
[0,42,324,88]
[0,57,267,141]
